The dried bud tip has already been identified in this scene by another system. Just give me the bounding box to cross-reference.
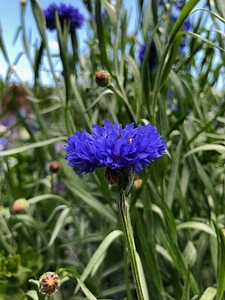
[12,198,29,214]
[95,70,110,87]
[133,179,143,189]
[39,272,60,295]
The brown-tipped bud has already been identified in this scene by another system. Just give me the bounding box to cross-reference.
[39,272,60,295]
[222,228,225,236]
[95,70,110,87]
[133,179,143,189]
[12,198,29,214]
[49,161,60,173]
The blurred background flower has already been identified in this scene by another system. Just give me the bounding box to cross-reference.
[44,3,84,32]
[139,42,158,71]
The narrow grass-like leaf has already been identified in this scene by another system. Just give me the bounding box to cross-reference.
[48,207,71,247]
[177,221,216,237]
[95,0,110,70]
[136,251,149,300]
[213,221,225,300]
[62,177,116,224]
[75,230,123,293]
[166,136,183,208]
[24,290,39,300]
[0,137,67,157]
[184,144,225,158]
[76,278,98,300]
[181,267,190,300]
[55,12,70,105]
[199,287,217,300]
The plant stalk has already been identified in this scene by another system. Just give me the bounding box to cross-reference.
[117,191,146,300]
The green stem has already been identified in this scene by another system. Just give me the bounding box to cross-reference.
[107,83,137,123]
[117,191,145,300]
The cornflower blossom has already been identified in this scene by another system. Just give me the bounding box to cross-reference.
[44,3,84,32]
[139,42,158,71]
[65,120,166,174]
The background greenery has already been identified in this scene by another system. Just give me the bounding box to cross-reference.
[1,0,225,299]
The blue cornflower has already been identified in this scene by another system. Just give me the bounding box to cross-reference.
[65,120,166,174]
[44,3,84,32]
[139,42,158,71]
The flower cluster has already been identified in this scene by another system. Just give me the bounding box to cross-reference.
[44,3,84,32]
[65,120,166,174]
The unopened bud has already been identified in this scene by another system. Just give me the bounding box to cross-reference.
[12,198,29,214]
[95,70,110,87]
[49,161,60,173]
[39,272,60,295]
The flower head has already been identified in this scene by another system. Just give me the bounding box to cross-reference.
[65,120,166,174]
[39,272,60,295]
[44,3,84,32]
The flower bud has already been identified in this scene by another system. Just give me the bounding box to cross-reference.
[49,161,60,173]
[12,198,29,214]
[39,272,60,295]
[95,70,110,87]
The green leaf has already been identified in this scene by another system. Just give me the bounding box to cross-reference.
[213,221,225,300]
[181,267,190,300]
[199,287,217,300]
[24,290,39,300]
[75,230,123,294]
[47,206,71,247]
[76,278,98,300]
[0,137,67,157]
[177,221,216,237]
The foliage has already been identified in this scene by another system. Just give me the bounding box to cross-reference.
[1,0,225,299]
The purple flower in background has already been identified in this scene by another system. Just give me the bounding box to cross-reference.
[139,42,158,71]
[65,120,166,174]
[44,3,84,32]
[0,138,9,151]
[170,13,192,52]
[174,0,185,9]
[158,0,184,9]
[183,17,192,32]
[170,14,191,32]
[90,11,107,24]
